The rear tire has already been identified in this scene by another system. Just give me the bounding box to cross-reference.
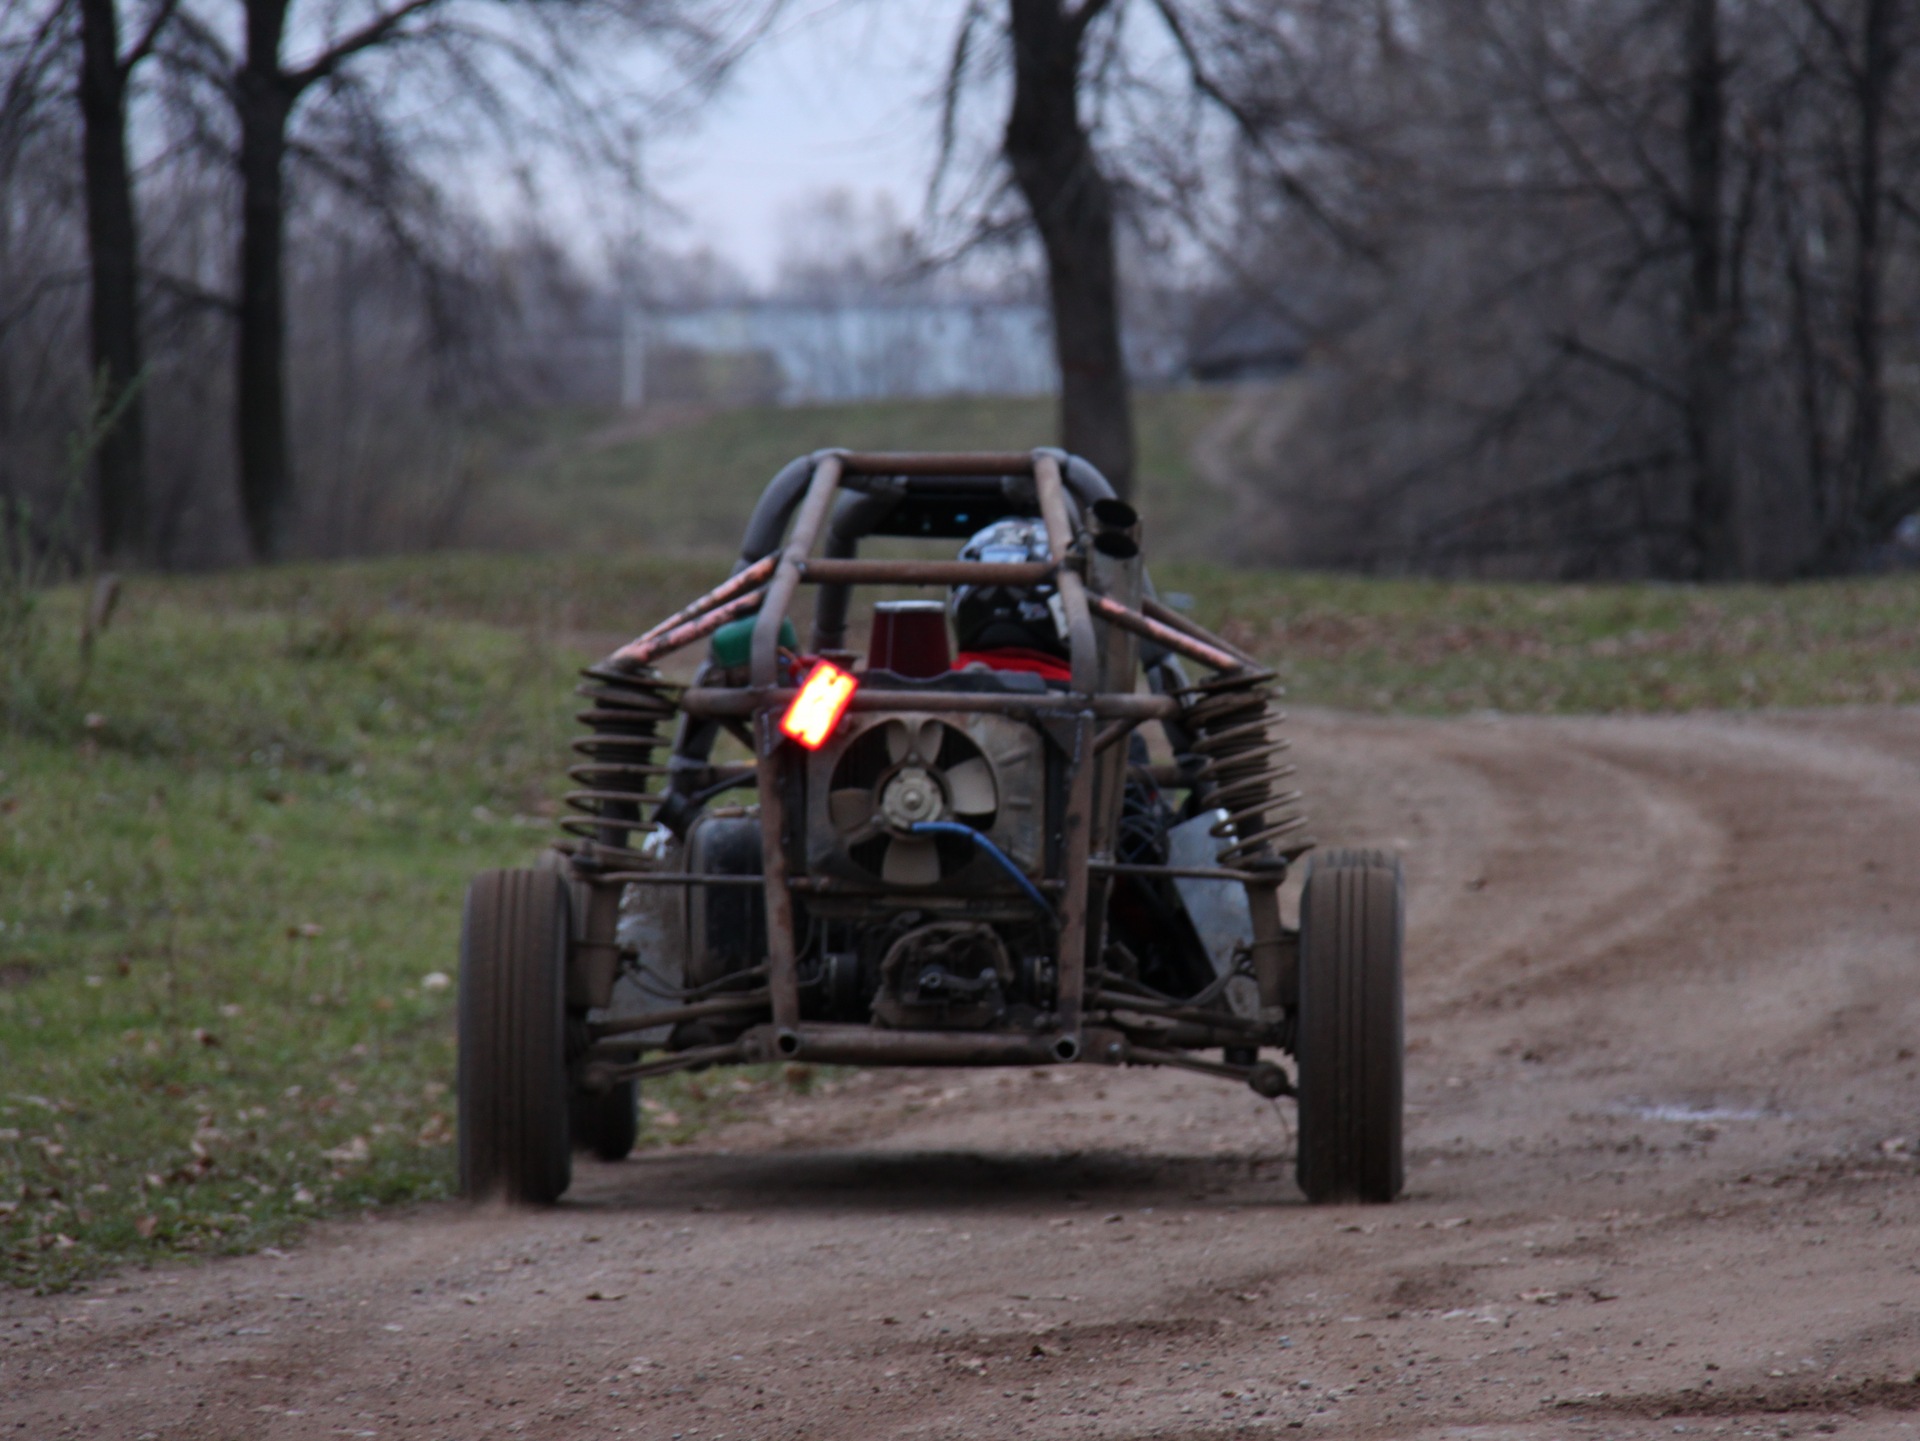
[458,869,573,1204]
[1295,848,1404,1204]
[571,1080,639,1162]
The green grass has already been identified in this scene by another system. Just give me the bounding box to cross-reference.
[5,545,1917,1292]
[1157,566,1920,712]
[144,551,1920,713]
[462,391,1233,557]
[0,576,781,1292]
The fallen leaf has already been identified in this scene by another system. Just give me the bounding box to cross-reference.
[321,1135,369,1166]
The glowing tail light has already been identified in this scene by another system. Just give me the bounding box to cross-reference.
[780,661,858,750]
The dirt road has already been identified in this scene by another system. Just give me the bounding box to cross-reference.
[7,709,1919,1440]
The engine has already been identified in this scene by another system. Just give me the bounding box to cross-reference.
[619,708,1058,1037]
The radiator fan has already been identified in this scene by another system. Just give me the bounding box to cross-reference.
[826,716,999,886]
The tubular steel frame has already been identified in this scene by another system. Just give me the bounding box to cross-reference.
[578,449,1296,1087]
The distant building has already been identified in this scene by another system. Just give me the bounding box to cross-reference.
[622,300,1059,407]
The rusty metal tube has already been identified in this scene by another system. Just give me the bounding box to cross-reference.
[1082,1028,1267,1083]
[1053,712,1097,1046]
[1088,593,1248,676]
[1033,452,1099,695]
[1140,594,1264,670]
[837,451,1037,476]
[1087,1001,1271,1043]
[1088,859,1259,883]
[751,454,844,689]
[586,993,770,1041]
[755,1023,1064,1066]
[608,555,778,666]
[751,455,846,1033]
[1091,716,1143,756]
[1123,1044,1268,1084]
[798,559,1055,587]
[588,870,766,888]
[679,688,1179,719]
[612,586,770,669]
[1246,868,1294,1019]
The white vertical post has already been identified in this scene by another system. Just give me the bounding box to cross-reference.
[620,307,646,410]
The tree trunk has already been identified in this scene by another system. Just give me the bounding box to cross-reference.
[1682,0,1740,578]
[1003,0,1136,499]
[77,0,148,563]
[235,0,295,561]
[1826,0,1898,566]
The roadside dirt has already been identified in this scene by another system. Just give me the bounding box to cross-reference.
[7,708,1920,1441]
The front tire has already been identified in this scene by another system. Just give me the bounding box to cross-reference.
[458,869,573,1204]
[1295,849,1405,1204]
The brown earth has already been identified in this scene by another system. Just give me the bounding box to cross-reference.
[6,708,1920,1441]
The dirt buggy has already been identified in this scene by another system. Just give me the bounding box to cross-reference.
[457,449,1404,1206]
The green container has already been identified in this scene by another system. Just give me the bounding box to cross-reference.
[711,614,798,669]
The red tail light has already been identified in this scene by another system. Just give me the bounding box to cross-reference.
[780,661,858,750]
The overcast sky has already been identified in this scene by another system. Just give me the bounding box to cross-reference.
[644,0,974,284]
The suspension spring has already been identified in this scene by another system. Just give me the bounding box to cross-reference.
[1180,670,1309,868]
[560,662,682,867]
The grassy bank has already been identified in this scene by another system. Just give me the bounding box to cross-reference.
[1160,565,1920,712]
[4,552,1917,1290]
[157,552,1920,713]
[460,391,1235,558]
[0,581,758,1292]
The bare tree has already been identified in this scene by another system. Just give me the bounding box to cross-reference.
[1002,0,1134,495]
[1,0,88,557]
[161,0,756,560]
[1193,0,1920,579]
[77,0,175,563]
[1797,0,1914,564]
[931,0,1358,501]
[1682,0,1739,576]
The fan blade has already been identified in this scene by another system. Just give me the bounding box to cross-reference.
[914,718,943,762]
[881,836,941,887]
[828,788,874,833]
[884,718,912,764]
[944,757,997,816]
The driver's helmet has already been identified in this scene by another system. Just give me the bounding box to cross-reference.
[949,517,1066,657]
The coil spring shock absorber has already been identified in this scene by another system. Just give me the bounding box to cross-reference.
[1181,668,1309,1026]
[1181,669,1308,867]
[560,662,682,867]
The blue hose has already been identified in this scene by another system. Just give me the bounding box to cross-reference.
[907,821,1056,922]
